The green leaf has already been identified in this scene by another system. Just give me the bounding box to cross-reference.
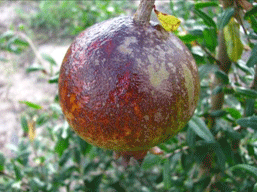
[12,37,29,47]
[223,87,235,94]
[203,27,217,52]
[0,152,5,171]
[73,146,81,165]
[36,113,49,126]
[181,152,194,171]
[194,2,218,9]
[235,87,257,99]
[163,158,172,189]
[218,7,235,29]
[13,163,22,180]
[186,126,196,148]
[215,70,229,84]
[57,165,79,182]
[48,74,59,84]
[141,154,162,170]
[20,115,29,133]
[42,53,57,66]
[188,29,204,37]
[245,99,255,117]
[55,134,69,156]
[230,164,257,180]
[246,44,257,68]
[250,16,257,34]
[210,110,227,117]
[75,136,92,155]
[247,144,255,156]
[85,174,103,192]
[218,138,235,166]
[236,60,253,74]
[19,101,42,109]
[224,108,242,119]
[213,144,226,171]
[237,116,257,130]
[248,33,257,40]
[193,176,211,191]
[6,41,23,54]
[244,6,257,20]
[26,65,45,73]
[59,149,71,166]
[188,116,216,143]
[0,30,14,39]
[178,34,198,43]
[194,9,216,28]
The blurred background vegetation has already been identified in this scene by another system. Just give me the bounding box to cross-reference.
[0,0,257,191]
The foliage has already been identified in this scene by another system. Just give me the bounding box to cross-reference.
[18,0,132,38]
[0,31,29,60]
[1,0,257,191]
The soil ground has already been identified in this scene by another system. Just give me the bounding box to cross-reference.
[0,1,70,156]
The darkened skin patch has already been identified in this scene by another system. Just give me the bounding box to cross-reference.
[58,16,200,154]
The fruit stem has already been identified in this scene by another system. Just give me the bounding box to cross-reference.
[133,0,155,25]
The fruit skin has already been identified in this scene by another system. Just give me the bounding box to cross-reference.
[59,16,200,153]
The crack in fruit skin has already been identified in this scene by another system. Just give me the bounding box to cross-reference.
[58,16,200,152]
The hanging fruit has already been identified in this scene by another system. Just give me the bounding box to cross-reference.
[58,0,200,166]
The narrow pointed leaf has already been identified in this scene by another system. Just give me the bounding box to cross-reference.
[235,87,257,98]
[246,44,257,67]
[218,8,235,29]
[237,116,257,130]
[48,74,59,84]
[203,27,218,52]
[194,9,216,28]
[250,16,257,34]
[245,99,255,117]
[215,70,229,84]
[0,152,5,171]
[188,116,215,143]
[19,101,43,110]
[21,115,29,133]
[142,154,162,170]
[230,164,257,180]
[214,144,226,171]
[194,2,219,9]
[163,158,172,189]
[224,108,242,119]
[26,65,45,73]
[42,53,57,66]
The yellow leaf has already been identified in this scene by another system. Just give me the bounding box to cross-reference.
[224,18,244,62]
[28,120,36,142]
[153,5,181,32]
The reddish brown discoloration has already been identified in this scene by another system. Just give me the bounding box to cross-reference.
[58,16,200,163]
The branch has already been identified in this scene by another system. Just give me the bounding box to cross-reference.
[133,0,155,25]
[15,31,49,75]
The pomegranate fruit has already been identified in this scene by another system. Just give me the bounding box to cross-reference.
[58,5,200,165]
